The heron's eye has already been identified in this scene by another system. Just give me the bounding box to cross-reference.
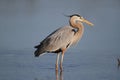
[80,17,83,19]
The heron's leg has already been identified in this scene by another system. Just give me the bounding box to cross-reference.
[55,69,59,80]
[60,49,66,71]
[55,53,60,71]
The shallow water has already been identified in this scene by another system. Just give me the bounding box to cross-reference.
[0,50,120,80]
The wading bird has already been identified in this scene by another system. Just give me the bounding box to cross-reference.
[34,14,94,71]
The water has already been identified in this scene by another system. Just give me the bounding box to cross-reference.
[0,50,119,80]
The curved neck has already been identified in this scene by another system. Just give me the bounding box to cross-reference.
[74,24,84,39]
[69,18,84,44]
[69,17,84,33]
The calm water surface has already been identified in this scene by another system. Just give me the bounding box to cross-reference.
[0,50,120,80]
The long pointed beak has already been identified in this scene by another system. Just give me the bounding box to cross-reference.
[82,18,94,26]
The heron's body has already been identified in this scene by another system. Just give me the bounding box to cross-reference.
[34,14,93,71]
[35,26,83,54]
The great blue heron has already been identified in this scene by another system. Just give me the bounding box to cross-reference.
[34,14,94,71]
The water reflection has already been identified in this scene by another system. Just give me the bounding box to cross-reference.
[34,70,63,80]
[118,58,120,69]
[55,70,63,80]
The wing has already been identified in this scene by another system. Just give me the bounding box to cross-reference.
[37,26,75,52]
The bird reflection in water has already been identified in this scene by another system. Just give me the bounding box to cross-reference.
[118,58,120,69]
[34,70,63,80]
[55,70,63,80]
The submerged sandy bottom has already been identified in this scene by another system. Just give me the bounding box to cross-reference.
[0,50,120,80]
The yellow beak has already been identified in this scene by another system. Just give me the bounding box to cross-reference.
[82,18,94,26]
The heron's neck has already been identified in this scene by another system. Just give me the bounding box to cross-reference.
[69,18,84,38]
[75,24,84,38]
[70,21,84,33]
[70,23,84,45]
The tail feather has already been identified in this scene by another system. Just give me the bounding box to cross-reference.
[34,44,45,57]
[34,44,41,57]
[34,48,45,57]
[34,45,40,48]
[34,42,46,57]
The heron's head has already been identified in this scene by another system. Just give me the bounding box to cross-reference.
[67,14,94,27]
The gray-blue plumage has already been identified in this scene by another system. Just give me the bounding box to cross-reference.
[34,26,76,56]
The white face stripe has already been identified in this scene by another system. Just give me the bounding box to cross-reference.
[73,16,83,23]
[70,15,84,26]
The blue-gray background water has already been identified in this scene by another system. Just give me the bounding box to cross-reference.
[0,0,120,80]
[0,50,120,80]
